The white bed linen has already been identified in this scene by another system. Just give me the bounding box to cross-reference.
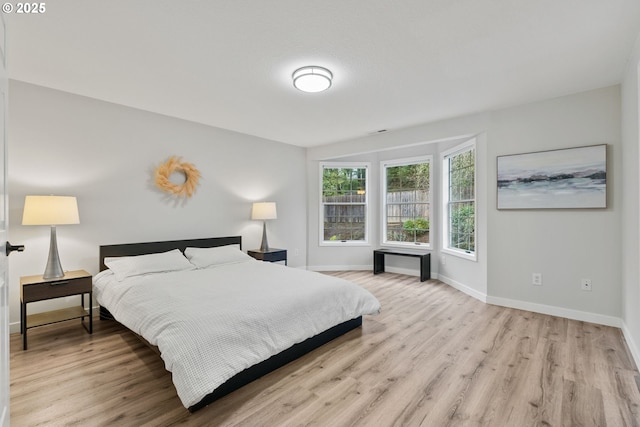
[94,259,380,408]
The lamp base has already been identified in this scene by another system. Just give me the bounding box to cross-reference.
[43,225,65,279]
[259,221,270,252]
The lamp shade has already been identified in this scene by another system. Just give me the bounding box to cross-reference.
[22,195,80,225]
[251,202,277,220]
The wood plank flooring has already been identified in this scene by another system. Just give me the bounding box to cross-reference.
[10,271,640,426]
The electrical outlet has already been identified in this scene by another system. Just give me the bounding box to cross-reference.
[441,255,446,266]
[581,279,592,291]
[532,273,542,286]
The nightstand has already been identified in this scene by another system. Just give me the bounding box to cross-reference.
[20,269,93,350]
[247,248,287,265]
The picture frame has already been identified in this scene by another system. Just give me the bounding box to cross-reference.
[497,144,607,209]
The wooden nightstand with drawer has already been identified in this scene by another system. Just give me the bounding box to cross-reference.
[247,248,287,265]
[20,269,93,350]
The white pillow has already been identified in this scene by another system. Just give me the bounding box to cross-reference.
[184,245,253,268]
[104,249,194,281]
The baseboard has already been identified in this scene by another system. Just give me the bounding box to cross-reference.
[9,321,19,335]
[486,295,622,328]
[438,273,487,303]
[622,322,640,370]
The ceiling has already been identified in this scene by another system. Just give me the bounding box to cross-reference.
[6,0,640,147]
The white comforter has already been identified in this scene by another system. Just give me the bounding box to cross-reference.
[93,259,380,408]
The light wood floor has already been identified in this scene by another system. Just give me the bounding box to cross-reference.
[10,271,640,426]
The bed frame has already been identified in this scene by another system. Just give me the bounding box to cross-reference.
[98,236,363,412]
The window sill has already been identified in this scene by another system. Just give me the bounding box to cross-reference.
[442,247,477,262]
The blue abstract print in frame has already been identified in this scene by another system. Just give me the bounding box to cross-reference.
[497,144,606,209]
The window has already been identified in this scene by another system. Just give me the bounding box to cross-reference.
[320,163,369,245]
[442,140,476,260]
[381,156,432,248]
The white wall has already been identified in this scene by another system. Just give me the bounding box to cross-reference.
[621,32,640,366]
[486,86,622,325]
[7,81,307,332]
[307,85,621,326]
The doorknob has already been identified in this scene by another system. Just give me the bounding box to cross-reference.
[6,242,25,256]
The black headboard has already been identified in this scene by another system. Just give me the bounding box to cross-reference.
[99,236,242,271]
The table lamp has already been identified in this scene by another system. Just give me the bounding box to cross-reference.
[251,202,277,252]
[22,195,80,279]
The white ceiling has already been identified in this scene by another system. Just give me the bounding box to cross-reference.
[6,0,640,147]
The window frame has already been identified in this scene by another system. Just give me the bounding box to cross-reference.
[319,162,370,246]
[441,139,477,261]
[380,155,433,250]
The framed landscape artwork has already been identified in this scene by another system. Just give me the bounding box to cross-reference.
[497,144,607,209]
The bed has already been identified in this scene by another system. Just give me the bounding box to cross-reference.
[94,236,380,412]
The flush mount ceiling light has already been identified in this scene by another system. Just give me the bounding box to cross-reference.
[292,66,333,93]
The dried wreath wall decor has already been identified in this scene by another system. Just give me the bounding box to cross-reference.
[154,156,201,198]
